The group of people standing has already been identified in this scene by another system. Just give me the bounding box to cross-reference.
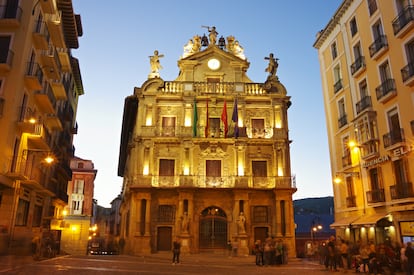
[254,238,288,266]
[315,235,414,275]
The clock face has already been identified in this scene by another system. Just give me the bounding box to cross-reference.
[208,58,221,70]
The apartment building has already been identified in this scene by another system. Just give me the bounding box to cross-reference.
[0,0,83,254]
[118,29,297,255]
[314,0,414,244]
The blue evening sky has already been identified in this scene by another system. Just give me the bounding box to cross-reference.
[72,1,343,207]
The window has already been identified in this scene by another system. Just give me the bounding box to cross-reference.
[367,0,377,15]
[252,160,267,177]
[253,206,268,223]
[158,205,175,222]
[342,136,351,167]
[338,98,347,128]
[350,17,358,37]
[77,162,84,169]
[353,42,362,60]
[387,108,402,144]
[369,167,382,191]
[359,79,368,98]
[15,199,30,226]
[356,80,371,114]
[73,179,84,194]
[32,205,43,227]
[331,42,338,60]
[162,116,175,136]
[251,118,265,138]
[208,117,220,137]
[206,160,221,177]
[333,65,342,93]
[159,159,175,176]
[0,36,11,64]
[345,177,355,207]
[372,20,383,41]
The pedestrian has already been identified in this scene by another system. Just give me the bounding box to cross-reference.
[227,240,232,257]
[340,239,349,272]
[405,242,414,275]
[401,243,407,274]
[232,239,239,257]
[172,237,181,264]
[263,237,273,266]
[254,240,263,266]
[327,235,338,271]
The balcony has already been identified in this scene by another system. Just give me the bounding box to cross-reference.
[390,182,414,200]
[130,175,295,189]
[161,126,176,137]
[383,128,405,149]
[369,35,388,60]
[366,188,385,203]
[57,48,71,72]
[27,124,52,150]
[356,96,372,114]
[0,4,22,28]
[350,56,366,77]
[0,49,13,74]
[34,83,56,114]
[39,46,61,81]
[376,79,397,103]
[45,12,66,49]
[24,62,43,91]
[16,106,37,133]
[401,62,414,86]
[392,5,414,38]
[334,79,343,94]
[161,81,266,95]
[44,113,63,131]
[346,195,356,208]
[39,0,57,14]
[338,114,348,128]
[50,78,67,100]
[32,20,50,50]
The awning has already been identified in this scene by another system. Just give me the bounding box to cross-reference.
[330,216,359,228]
[351,212,388,227]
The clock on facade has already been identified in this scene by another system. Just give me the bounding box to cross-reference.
[207,58,221,70]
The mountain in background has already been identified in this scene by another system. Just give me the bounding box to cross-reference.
[294,196,334,215]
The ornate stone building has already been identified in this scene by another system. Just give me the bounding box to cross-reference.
[118,28,296,255]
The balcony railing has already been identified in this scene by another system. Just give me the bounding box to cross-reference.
[390,182,414,200]
[334,79,343,93]
[392,5,414,36]
[161,81,266,95]
[383,128,405,148]
[356,96,372,114]
[376,79,396,102]
[366,188,385,203]
[131,175,296,189]
[338,114,348,128]
[350,56,365,76]
[401,61,414,84]
[368,35,388,58]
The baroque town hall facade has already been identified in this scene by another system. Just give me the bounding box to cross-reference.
[118,28,297,255]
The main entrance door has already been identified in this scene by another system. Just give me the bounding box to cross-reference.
[157,226,172,251]
[199,206,227,249]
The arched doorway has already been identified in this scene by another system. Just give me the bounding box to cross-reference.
[199,206,227,249]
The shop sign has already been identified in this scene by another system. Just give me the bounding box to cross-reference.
[362,155,390,168]
[400,221,414,235]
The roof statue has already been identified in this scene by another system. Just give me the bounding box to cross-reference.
[265,53,278,79]
[148,50,164,79]
[180,27,246,60]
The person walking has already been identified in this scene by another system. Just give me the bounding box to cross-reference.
[172,238,181,265]
[340,239,349,272]
[405,242,414,275]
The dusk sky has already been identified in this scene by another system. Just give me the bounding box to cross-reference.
[71,1,343,207]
